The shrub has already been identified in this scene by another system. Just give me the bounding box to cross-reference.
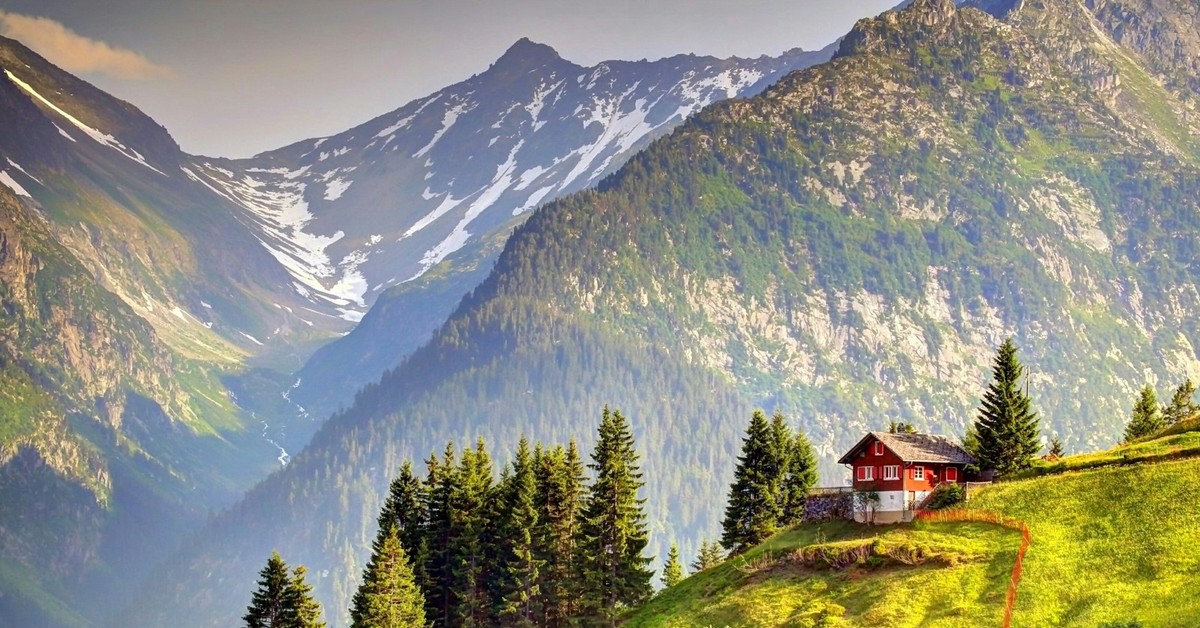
[925,483,966,510]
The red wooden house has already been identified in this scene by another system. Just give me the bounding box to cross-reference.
[837,431,975,523]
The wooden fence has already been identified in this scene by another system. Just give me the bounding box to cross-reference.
[915,508,1031,628]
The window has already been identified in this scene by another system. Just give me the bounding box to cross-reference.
[913,466,925,481]
[946,467,958,482]
[857,465,874,482]
[873,442,884,456]
[883,465,899,480]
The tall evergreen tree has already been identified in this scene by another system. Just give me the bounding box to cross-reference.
[577,406,653,624]
[498,437,542,626]
[660,543,684,588]
[779,428,819,526]
[690,540,724,572]
[244,552,325,628]
[350,527,426,628]
[450,438,495,626]
[1048,437,1064,458]
[376,461,428,594]
[423,444,457,626]
[1125,384,1164,441]
[1163,378,1197,426]
[721,411,781,554]
[973,338,1041,476]
[535,442,586,626]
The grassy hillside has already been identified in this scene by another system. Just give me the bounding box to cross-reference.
[632,449,1200,626]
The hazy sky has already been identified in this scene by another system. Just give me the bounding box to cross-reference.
[0,1,898,158]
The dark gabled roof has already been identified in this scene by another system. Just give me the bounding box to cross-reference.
[837,431,976,465]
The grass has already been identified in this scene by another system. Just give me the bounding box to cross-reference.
[627,520,1019,627]
[1012,414,1200,480]
[969,457,1200,626]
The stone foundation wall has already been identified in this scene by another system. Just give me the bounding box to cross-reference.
[802,493,854,522]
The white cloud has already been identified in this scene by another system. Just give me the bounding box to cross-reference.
[0,11,172,81]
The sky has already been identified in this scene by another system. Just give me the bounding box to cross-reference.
[0,1,898,158]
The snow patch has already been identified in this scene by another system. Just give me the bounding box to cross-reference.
[413,100,474,159]
[239,332,265,346]
[6,159,42,185]
[324,177,352,201]
[0,171,31,197]
[4,69,165,175]
[53,123,77,142]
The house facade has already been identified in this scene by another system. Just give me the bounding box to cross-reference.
[837,431,975,524]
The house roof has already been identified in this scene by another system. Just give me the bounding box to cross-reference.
[837,431,976,465]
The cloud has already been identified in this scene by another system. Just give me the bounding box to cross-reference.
[0,11,172,80]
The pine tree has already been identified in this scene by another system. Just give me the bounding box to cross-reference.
[721,411,781,554]
[535,442,586,626]
[779,427,818,526]
[1163,379,1197,426]
[289,566,325,628]
[498,437,542,626]
[973,338,1041,476]
[1048,437,1064,458]
[577,406,653,624]
[350,527,426,628]
[1125,384,1164,441]
[376,461,428,595]
[660,543,684,588]
[690,540,724,572]
[451,438,495,627]
[244,552,325,628]
[423,444,457,625]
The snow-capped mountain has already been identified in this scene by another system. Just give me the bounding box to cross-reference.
[191,39,834,323]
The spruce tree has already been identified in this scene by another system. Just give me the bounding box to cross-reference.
[350,527,425,628]
[423,444,457,625]
[535,442,586,626]
[690,540,724,572]
[973,338,1040,476]
[721,411,781,554]
[289,566,325,628]
[577,406,653,624]
[1124,384,1164,441]
[1163,379,1197,426]
[498,437,542,626]
[660,543,683,588]
[779,427,818,526]
[376,461,428,594]
[451,438,495,626]
[244,552,325,628]
[1048,437,1064,458]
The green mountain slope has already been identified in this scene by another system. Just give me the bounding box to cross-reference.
[128,0,1200,624]
[630,443,1200,626]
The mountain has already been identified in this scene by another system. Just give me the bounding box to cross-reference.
[0,36,338,624]
[0,32,836,626]
[125,0,1200,625]
[198,39,833,426]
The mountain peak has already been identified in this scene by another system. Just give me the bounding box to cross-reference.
[494,37,563,68]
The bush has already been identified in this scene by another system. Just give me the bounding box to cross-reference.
[924,483,966,510]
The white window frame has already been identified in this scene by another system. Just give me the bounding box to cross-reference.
[883,465,899,480]
[913,466,925,481]
[946,467,958,482]
[873,442,884,456]
[857,465,874,482]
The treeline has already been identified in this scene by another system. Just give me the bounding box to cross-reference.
[246,407,655,627]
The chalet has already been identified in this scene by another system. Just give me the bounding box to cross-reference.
[837,431,975,524]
